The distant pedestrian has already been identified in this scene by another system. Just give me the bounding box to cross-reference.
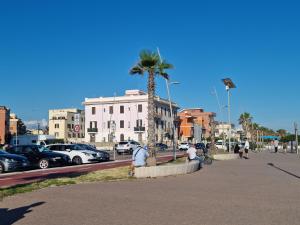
[274,139,279,153]
[234,143,240,154]
[283,142,287,154]
[244,138,250,159]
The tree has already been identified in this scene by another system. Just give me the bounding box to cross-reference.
[277,129,287,137]
[238,112,253,138]
[130,50,173,166]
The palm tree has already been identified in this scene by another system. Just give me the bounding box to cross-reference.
[277,129,287,137]
[129,50,173,166]
[238,112,253,137]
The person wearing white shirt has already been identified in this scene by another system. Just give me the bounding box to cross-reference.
[187,144,203,169]
[244,139,250,159]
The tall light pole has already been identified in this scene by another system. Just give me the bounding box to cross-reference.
[294,122,299,155]
[157,47,179,160]
[222,78,236,153]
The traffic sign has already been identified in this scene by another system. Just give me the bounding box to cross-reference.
[74,125,80,133]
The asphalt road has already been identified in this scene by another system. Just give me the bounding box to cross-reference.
[0,151,182,188]
[1,151,300,225]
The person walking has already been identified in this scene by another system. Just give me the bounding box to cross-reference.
[274,138,279,153]
[244,138,250,159]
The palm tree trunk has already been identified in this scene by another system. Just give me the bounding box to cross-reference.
[147,70,156,166]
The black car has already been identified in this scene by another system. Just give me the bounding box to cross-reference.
[0,150,30,173]
[6,145,71,169]
[75,144,110,162]
[155,143,168,151]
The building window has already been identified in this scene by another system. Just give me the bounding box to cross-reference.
[109,106,113,114]
[55,132,59,137]
[120,134,125,141]
[72,124,74,129]
[92,107,96,115]
[120,106,124,114]
[73,133,76,138]
[90,121,97,128]
[120,120,124,128]
[108,121,111,129]
[136,119,143,127]
[128,121,131,128]
[67,124,71,129]
[72,116,74,121]
[55,124,59,129]
[138,104,143,113]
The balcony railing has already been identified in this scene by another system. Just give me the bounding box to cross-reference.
[87,128,98,133]
[134,127,146,132]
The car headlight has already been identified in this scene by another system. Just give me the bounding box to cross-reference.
[5,158,16,163]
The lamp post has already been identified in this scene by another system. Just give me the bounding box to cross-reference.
[222,78,236,153]
[294,122,299,155]
[165,80,180,160]
[157,47,179,160]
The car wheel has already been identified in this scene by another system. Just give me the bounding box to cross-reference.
[0,163,4,173]
[39,159,49,169]
[72,156,83,165]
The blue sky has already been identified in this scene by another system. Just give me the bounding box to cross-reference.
[0,0,299,132]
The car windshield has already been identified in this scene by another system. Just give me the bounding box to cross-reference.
[119,142,128,145]
[37,146,51,152]
[78,144,95,151]
[70,145,86,150]
[0,150,7,154]
[181,143,188,145]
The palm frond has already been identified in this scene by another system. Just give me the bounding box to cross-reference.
[129,65,144,75]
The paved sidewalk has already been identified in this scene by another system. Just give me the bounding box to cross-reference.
[1,151,300,225]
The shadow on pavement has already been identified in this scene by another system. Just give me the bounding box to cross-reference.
[267,163,300,179]
[0,201,45,225]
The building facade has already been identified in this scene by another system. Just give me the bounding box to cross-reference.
[178,108,216,142]
[0,106,10,145]
[83,90,179,144]
[9,113,26,136]
[215,122,240,141]
[49,108,85,142]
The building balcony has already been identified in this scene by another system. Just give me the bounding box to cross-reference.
[134,127,146,132]
[87,128,98,133]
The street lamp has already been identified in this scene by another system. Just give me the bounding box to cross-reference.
[157,47,179,160]
[165,80,180,161]
[222,78,236,153]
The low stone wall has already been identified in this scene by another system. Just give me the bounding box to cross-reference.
[135,161,200,178]
[213,154,239,161]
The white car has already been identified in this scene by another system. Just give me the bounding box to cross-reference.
[215,141,226,150]
[47,144,99,165]
[179,142,190,151]
[116,141,140,155]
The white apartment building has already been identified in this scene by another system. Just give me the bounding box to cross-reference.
[49,108,85,142]
[215,122,240,140]
[83,90,179,144]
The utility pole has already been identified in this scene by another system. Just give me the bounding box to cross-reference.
[295,122,299,155]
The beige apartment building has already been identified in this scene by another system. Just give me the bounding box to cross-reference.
[49,108,85,142]
[0,106,10,145]
[9,113,26,136]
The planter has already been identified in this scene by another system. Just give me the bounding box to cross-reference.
[135,161,200,178]
[213,154,239,161]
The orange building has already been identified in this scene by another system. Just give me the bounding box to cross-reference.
[178,108,216,142]
[0,106,10,145]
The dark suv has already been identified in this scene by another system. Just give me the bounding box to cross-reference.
[6,145,71,169]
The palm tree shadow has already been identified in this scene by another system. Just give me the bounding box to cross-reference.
[267,163,300,179]
[0,201,45,225]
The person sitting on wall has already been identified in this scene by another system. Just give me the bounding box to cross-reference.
[129,145,149,176]
[187,144,204,169]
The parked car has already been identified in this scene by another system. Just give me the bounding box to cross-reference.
[5,145,70,169]
[195,143,205,150]
[116,141,140,155]
[0,150,30,173]
[215,141,226,150]
[76,144,110,162]
[47,144,101,165]
[179,142,190,151]
[155,143,168,151]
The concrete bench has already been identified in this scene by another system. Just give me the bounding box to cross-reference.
[213,154,239,161]
[135,160,200,178]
